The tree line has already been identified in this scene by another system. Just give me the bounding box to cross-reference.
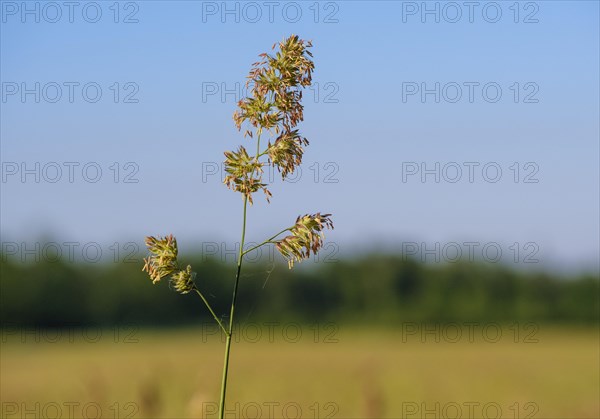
[1,254,598,327]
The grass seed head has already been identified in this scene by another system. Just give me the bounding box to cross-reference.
[142,235,196,294]
[275,213,334,268]
[228,34,315,203]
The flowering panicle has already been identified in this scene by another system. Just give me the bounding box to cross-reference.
[142,235,195,294]
[234,35,313,135]
[233,93,278,137]
[275,213,334,268]
[171,265,196,294]
[228,35,314,203]
[223,146,271,204]
[267,129,308,179]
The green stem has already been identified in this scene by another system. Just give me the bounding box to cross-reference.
[193,288,228,336]
[219,195,248,419]
[242,227,293,256]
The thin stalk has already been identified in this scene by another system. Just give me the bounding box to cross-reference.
[242,227,293,256]
[193,287,228,336]
[218,195,248,419]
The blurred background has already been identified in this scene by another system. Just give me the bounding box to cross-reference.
[1,1,599,418]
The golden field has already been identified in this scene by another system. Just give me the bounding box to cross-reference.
[1,325,598,418]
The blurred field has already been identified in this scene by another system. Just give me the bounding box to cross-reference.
[1,326,598,418]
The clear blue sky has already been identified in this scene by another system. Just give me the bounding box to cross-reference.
[1,1,599,272]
